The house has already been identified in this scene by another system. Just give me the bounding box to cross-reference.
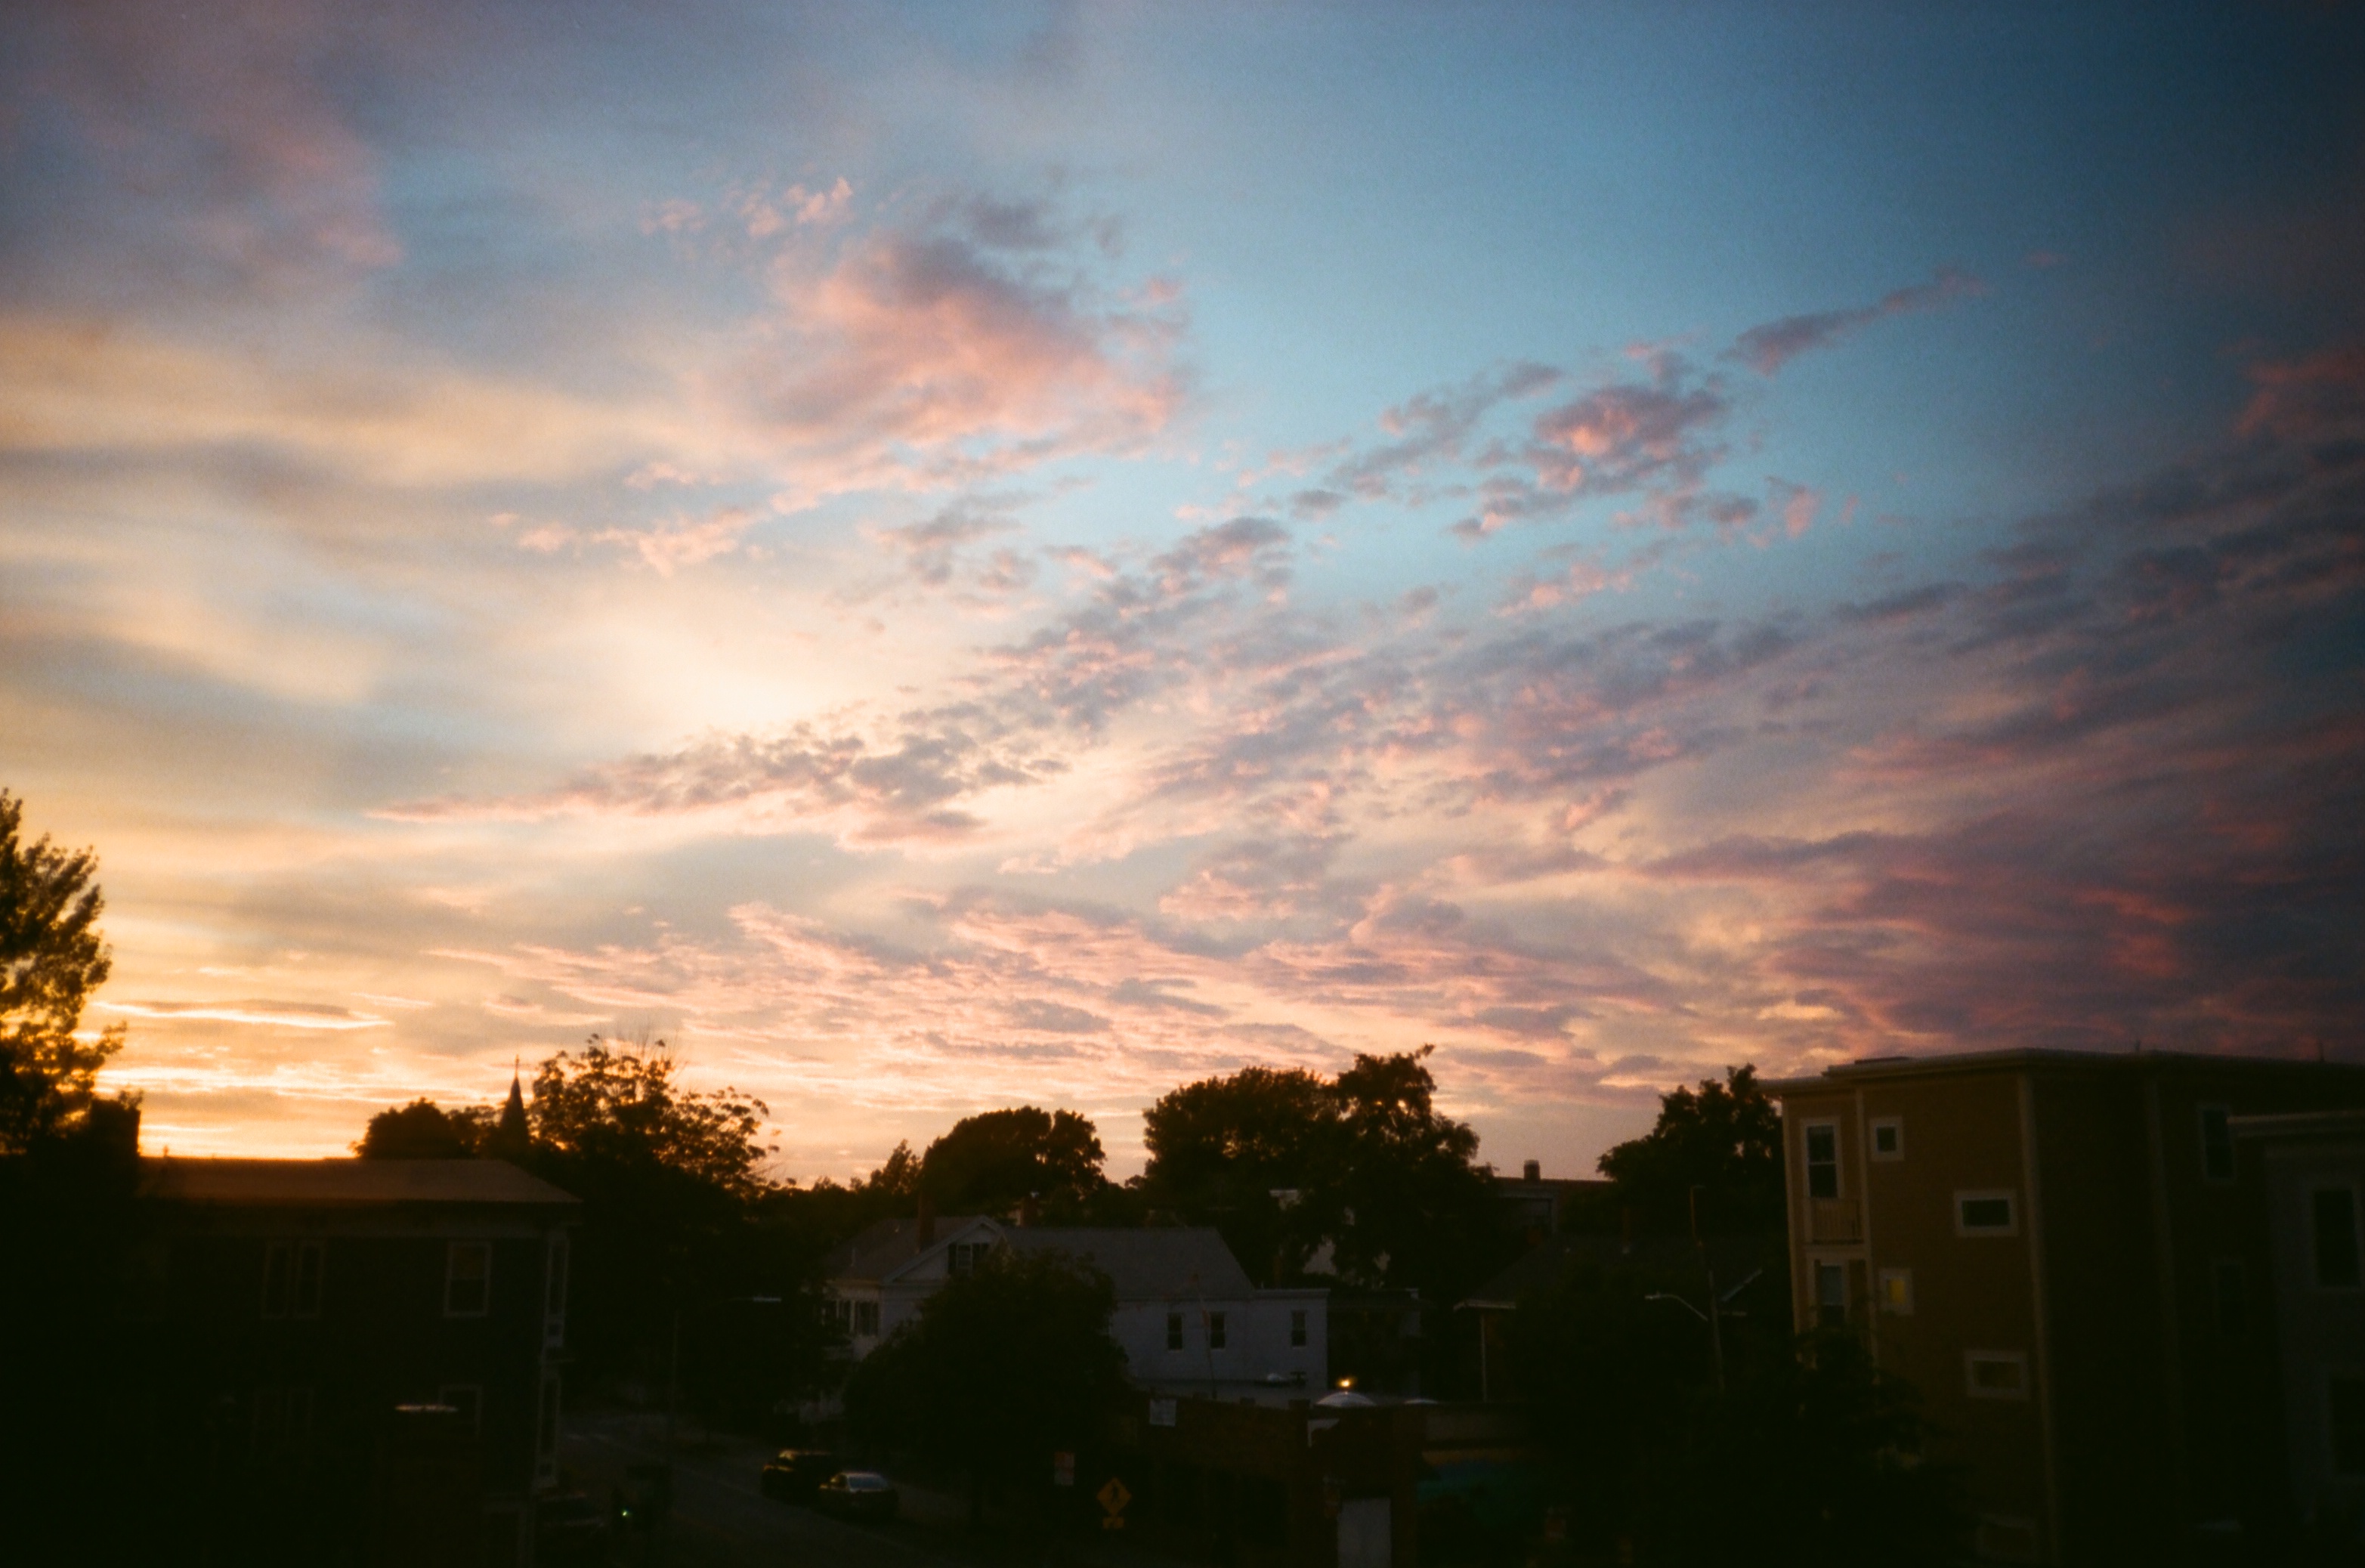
[1767,1048,2365,1564]
[823,1212,1328,1403]
[132,1155,579,1565]
[2231,1109,2365,1536]
[1492,1158,1609,1236]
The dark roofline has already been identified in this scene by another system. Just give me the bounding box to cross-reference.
[140,1156,579,1209]
[1766,1047,2365,1096]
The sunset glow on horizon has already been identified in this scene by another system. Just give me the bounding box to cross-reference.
[4,3,2360,1181]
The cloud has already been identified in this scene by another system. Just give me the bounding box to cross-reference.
[97,999,392,1031]
[1731,267,1986,376]
[727,209,1191,508]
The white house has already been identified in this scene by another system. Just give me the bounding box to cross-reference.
[822,1214,1328,1406]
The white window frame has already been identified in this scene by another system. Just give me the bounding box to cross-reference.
[444,1241,492,1319]
[1804,1121,1842,1201]
[1869,1118,1904,1162]
[543,1233,570,1350]
[853,1299,880,1337]
[1877,1266,1915,1316]
[1965,1350,2030,1401]
[1290,1307,1308,1348]
[1167,1311,1185,1351]
[1954,1189,2020,1238]
[2197,1103,2234,1185]
[1207,1310,1228,1351]
[1812,1258,1849,1328]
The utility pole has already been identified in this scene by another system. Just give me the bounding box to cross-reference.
[1690,1185,1724,1395]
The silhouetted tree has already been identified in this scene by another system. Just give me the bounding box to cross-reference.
[354,1097,491,1158]
[518,1038,781,1391]
[846,1248,1128,1523]
[1635,1332,1968,1565]
[1596,1064,1783,1233]
[0,792,159,1556]
[919,1106,1106,1215]
[1504,1258,1965,1566]
[1141,1047,1509,1300]
[0,790,134,1151]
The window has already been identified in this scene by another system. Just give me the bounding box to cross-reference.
[544,1234,570,1350]
[2212,1261,2246,1335]
[1878,1267,1914,1316]
[2315,1189,2360,1288]
[263,1242,323,1319]
[293,1242,322,1318]
[2199,1106,2234,1183]
[1814,1261,1847,1329]
[853,1300,879,1337]
[250,1385,314,1459]
[2333,1378,2365,1477]
[1290,1308,1308,1348]
[1955,1191,2018,1237]
[1965,1351,2030,1400]
[1870,1118,1904,1161]
[1208,1311,1228,1350]
[1805,1123,1841,1200]
[948,1242,978,1276]
[444,1242,491,1317]
[1167,1312,1185,1350]
[438,1384,483,1434]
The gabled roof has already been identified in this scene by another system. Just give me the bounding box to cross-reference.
[1001,1226,1257,1300]
[142,1158,577,1208]
[824,1214,994,1284]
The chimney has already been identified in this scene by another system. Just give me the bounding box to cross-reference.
[1522,1159,1541,1183]
[917,1194,936,1248]
[1018,1193,1040,1228]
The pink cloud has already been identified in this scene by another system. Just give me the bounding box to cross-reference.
[728,215,1190,506]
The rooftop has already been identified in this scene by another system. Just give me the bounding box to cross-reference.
[141,1157,578,1208]
[1001,1226,1260,1300]
[1765,1047,2363,1096]
[824,1213,992,1282]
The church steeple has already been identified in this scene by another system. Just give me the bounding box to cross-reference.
[490,1056,531,1160]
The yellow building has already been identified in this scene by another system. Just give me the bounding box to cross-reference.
[1767,1049,2365,1564]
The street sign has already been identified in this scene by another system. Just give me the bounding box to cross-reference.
[1097,1476,1132,1530]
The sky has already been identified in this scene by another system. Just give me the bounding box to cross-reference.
[2,2,2361,1183]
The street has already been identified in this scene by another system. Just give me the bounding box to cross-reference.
[558,1412,972,1568]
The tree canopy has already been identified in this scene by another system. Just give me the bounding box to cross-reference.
[1595,1064,1783,1233]
[919,1105,1106,1214]
[1141,1047,1507,1300]
[530,1037,773,1196]
[845,1247,1129,1511]
[354,1097,491,1158]
[0,790,131,1151]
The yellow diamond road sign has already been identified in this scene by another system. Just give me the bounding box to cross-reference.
[1097,1477,1132,1516]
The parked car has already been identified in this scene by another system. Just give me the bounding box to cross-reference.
[535,1492,611,1565]
[759,1449,841,1502]
[815,1470,900,1522]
